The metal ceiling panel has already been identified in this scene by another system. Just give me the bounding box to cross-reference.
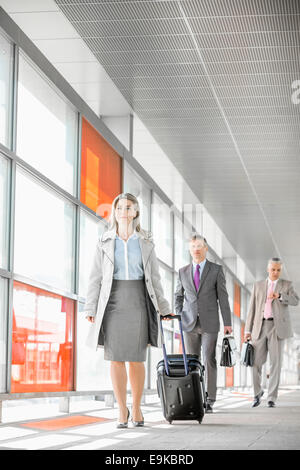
[55,0,300,332]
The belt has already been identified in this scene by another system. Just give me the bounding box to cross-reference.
[263,318,274,321]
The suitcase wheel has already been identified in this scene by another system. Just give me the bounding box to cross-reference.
[168,420,172,424]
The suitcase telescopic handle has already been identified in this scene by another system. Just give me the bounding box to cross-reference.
[160,314,189,376]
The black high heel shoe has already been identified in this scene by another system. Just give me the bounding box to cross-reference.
[131,409,144,427]
[116,408,130,429]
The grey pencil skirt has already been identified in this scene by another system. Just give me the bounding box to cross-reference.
[101,279,149,362]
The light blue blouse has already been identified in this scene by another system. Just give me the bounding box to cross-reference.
[113,231,144,280]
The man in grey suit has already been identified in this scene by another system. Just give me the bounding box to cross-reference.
[174,233,232,413]
[245,257,299,408]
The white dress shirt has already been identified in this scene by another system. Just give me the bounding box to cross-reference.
[192,259,207,280]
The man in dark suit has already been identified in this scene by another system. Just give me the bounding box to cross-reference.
[174,233,232,412]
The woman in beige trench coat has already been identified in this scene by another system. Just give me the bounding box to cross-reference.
[83,193,173,428]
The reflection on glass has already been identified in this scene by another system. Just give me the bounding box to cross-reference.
[76,303,111,391]
[79,210,106,297]
[226,271,234,312]
[0,277,8,392]
[11,281,74,393]
[0,33,13,147]
[234,282,241,318]
[0,155,9,269]
[123,162,151,230]
[14,168,75,292]
[80,117,122,218]
[151,193,172,267]
[174,215,190,271]
[17,53,77,195]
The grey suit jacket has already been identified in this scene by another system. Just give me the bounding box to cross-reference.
[245,279,299,340]
[174,260,232,333]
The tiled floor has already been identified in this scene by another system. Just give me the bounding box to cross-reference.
[0,387,299,450]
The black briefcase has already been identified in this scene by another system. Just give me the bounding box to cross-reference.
[220,335,237,367]
[240,340,254,367]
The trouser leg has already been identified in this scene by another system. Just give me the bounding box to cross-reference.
[184,321,218,404]
[267,327,284,402]
[183,318,202,357]
[201,332,218,404]
[252,322,269,397]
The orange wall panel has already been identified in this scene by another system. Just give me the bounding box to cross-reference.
[226,367,234,388]
[240,321,245,348]
[11,281,74,393]
[234,282,241,317]
[81,117,122,218]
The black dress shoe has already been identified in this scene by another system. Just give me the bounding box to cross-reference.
[205,404,213,413]
[252,390,264,408]
[268,401,276,408]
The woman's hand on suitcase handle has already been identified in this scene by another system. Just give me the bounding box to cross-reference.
[244,333,251,342]
[86,316,95,323]
[161,313,176,321]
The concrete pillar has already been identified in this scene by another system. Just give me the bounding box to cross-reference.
[105,394,115,408]
[59,396,70,413]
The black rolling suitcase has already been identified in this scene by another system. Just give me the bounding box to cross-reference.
[156,315,207,424]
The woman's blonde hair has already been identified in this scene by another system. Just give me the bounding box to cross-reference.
[108,192,150,238]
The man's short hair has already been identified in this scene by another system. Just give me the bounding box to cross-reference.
[268,257,282,266]
[189,233,208,247]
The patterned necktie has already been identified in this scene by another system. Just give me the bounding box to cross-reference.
[264,281,275,319]
[194,264,200,291]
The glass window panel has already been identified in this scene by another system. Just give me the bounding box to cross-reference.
[174,215,190,271]
[241,289,249,322]
[76,303,111,391]
[233,316,241,353]
[225,270,234,312]
[79,210,106,297]
[123,162,151,230]
[17,52,78,195]
[240,320,245,352]
[0,277,8,392]
[14,168,76,292]
[151,193,172,267]
[0,32,13,147]
[233,318,241,387]
[11,281,74,393]
[0,154,10,269]
[81,117,122,218]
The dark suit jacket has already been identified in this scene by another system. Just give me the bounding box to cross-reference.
[174,260,232,333]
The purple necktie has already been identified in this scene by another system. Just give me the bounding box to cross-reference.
[194,264,200,291]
